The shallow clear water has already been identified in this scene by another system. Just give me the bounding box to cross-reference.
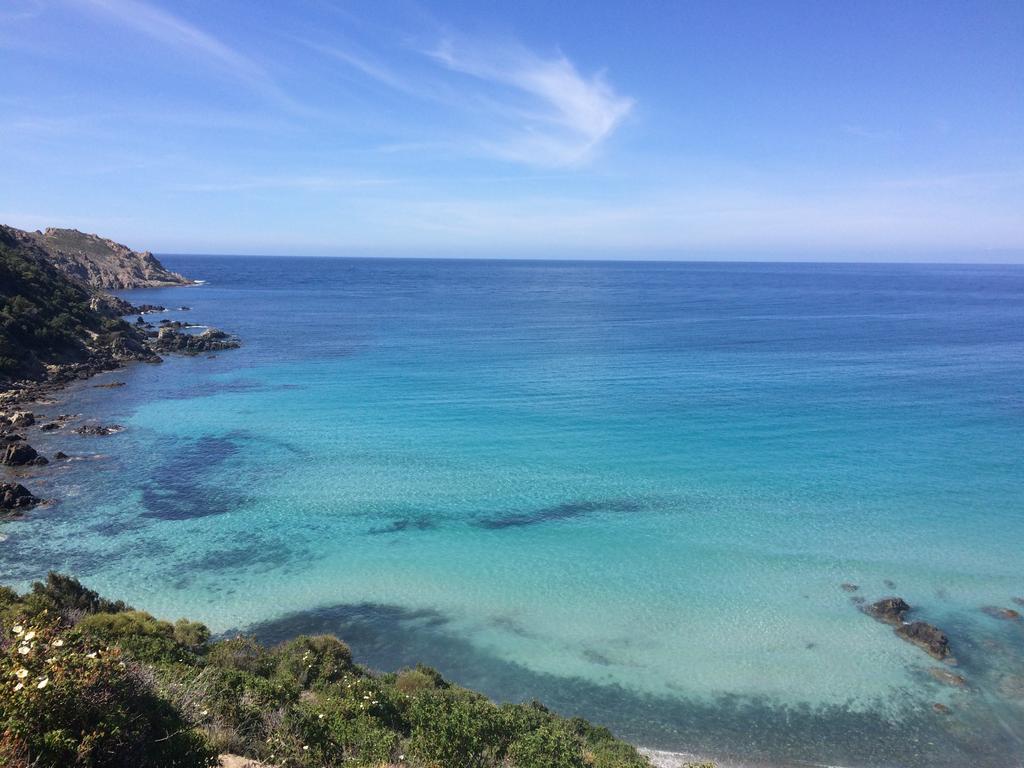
[3,258,1023,767]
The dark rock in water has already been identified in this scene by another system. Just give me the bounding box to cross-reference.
[932,703,951,715]
[9,411,35,428]
[1,433,24,444]
[884,579,896,588]
[177,306,191,311]
[1013,596,1024,607]
[0,482,42,511]
[93,381,126,388]
[850,595,866,605]
[2,442,48,466]
[149,327,240,356]
[72,424,123,436]
[896,621,951,660]
[54,451,69,460]
[981,606,1021,621]
[866,597,911,625]
[133,303,167,314]
[39,422,62,431]
[929,668,967,687]
[840,583,859,592]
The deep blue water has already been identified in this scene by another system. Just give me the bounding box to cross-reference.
[2,257,1023,767]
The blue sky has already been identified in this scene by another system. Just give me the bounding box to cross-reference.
[2,0,1023,259]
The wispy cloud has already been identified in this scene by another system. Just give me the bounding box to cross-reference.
[427,37,634,166]
[69,0,294,107]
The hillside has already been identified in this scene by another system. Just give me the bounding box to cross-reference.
[0,574,663,768]
[6,226,192,289]
[0,226,157,383]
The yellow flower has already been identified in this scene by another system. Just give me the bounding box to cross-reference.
[15,668,28,679]
[36,678,48,689]
[12,625,23,636]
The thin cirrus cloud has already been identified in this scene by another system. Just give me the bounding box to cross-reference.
[307,33,635,167]
[68,0,296,108]
[426,37,635,166]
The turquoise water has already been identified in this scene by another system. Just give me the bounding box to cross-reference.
[3,258,1023,767]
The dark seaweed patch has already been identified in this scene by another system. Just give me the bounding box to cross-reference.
[140,434,245,520]
[368,517,436,535]
[476,498,643,529]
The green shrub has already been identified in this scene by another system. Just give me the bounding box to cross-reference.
[408,688,502,768]
[0,621,215,767]
[271,634,355,690]
[508,722,586,768]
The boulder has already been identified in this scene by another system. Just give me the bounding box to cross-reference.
[929,668,966,687]
[53,451,69,460]
[39,422,62,431]
[10,411,35,428]
[72,424,123,436]
[981,606,1021,621]
[2,442,48,466]
[1,482,42,511]
[895,621,951,660]
[865,597,911,625]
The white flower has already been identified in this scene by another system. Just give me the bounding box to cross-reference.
[302,746,309,751]
[37,677,48,689]
[52,638,64,648]
[17,645,30,655]
[13,682,23,692]
[86,652,97,659]
[15,668,28,679]
[318,714,324,720]
[200,709,208,716]
[12,625,23,636]
[23,631,35,642]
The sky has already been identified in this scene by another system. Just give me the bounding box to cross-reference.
[1,0,1023,260]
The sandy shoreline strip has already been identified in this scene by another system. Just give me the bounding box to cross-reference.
[639,747,856,768]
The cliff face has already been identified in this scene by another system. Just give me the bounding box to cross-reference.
[6,226,192,289]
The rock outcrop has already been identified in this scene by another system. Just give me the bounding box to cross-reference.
[6,226,192,289]
[150,327,241,355]
[72,424,124,436]
[896,621,951,660]
[0,482,41,512]
[865,597,911,625]
[2,442,48,466]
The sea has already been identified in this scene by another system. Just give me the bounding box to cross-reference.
[3,257,1023,767]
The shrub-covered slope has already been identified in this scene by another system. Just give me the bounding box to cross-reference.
[0,574,657,768]
[0,226,155,382]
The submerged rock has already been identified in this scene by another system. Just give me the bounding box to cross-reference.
[896,621,951,660]
[932,703,951,715]
[2,442,48,466]
[1013,597,1024,607]
[72,424,123,436]
[840,582,859,592]
[865,597,911,625]
[93,381,126,389]
[929,668,967,687]
[1,482,42,511]
[39,422,62,431]
[981,606,1021,621]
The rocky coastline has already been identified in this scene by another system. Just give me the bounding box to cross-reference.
[0,224,240,516]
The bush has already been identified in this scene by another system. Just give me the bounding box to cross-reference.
[408,689,502,768]
[508,722,587,768]
[271,634,354,690]
[77,611,186,663]
[0,621,215,767]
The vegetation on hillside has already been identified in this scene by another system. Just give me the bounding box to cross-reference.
[0,229,151,381]
[0,574,661,768]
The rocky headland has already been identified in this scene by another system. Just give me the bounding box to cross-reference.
[0,223,239,516]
